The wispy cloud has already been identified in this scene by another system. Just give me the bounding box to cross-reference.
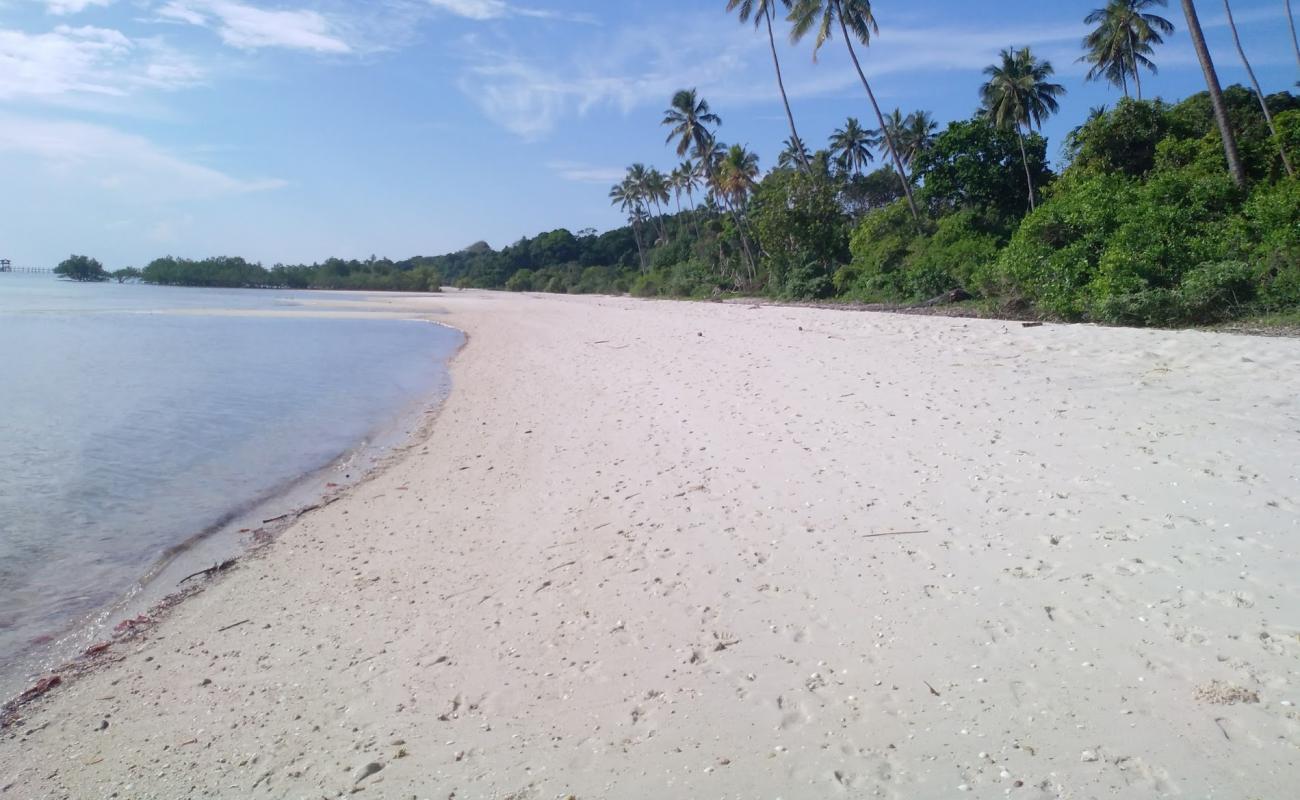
[0,114,287,197]
[426,0,596,24]
[547,160,624,184]
[44,0,114,15]
[156,0,353,53]
[0,24,202,101]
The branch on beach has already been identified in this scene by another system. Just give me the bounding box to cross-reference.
[178,558,236,586]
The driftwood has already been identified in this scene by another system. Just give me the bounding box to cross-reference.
[864,529,927,538]
[217,619,251,632]
[178,558,236,586]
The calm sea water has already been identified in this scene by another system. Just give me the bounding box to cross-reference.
[0,275,460,697]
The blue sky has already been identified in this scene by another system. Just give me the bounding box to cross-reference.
[1,0,1296,268]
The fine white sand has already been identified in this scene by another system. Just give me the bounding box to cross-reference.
[2,291,1298,799]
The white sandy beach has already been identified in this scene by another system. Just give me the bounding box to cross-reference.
[2,291,1298,799]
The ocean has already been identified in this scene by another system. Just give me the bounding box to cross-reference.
[0,274,460,699]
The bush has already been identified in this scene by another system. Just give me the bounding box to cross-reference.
[54,254,109,282]
[629,272,665,298]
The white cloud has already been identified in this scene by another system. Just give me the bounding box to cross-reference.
[546,160,624,184]
[157,0,352,53]
[0,24,202,101]
[44,0,113,15]
[0,115,287,197]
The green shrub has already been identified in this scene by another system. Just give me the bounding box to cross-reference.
[1178,261,1255,322]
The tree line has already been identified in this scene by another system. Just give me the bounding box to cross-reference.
[56,1,1300,327]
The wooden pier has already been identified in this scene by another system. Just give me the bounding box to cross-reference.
[0,260,52,274]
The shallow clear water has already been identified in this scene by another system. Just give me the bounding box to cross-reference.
[0,275,460,695]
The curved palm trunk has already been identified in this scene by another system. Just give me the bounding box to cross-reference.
[1225,0,1295,177]
[764,6,810,173]
[1017,127,1037,212]
[700,151,758,283]
[1288,0,1300,72]
[838,16,921,222]
[1180,0,1248,188]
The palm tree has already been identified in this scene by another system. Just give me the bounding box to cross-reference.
[645,167,673,240]
[900,110,938,166]
[1179,0,1247,188]
[1223,0,1294,177]
[980,46,1066,212]
[1081,0,1174,100]
[829,117,877,175]
[778,135,813,170]
[1288,0,1300,73]
[663,89,723,172]
[609,176,648,271]
[789,0,921,221]
[715,144,762,283]
[672,160,703,237]
[727,0,810,172]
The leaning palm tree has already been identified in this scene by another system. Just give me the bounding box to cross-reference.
[1288,0,1300,72]
[1223,0,1294,176]
[790,0,921,221]
[1081,0,1174,100]
[829,117,876,175]
[778,135,813,170]
[980,46,1066,212]
[1179,0,1247,187]
[727,0,810,172]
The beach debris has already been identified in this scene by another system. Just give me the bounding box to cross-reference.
[217,619,252,633]
[712,632,740,652]
[178,558,236,586]
[96,719,108,731]
[113,615,150,636]
[865,529,928,539]
[262,512,292,524]
[533,580,553,594]
[924,681,941,697]
[1080,750,1099,762]
[83,641,112,658]
[353,762,384,784]
[1214,717,1231,740]
[18,675,61,703]
[1044,606,1055,621]
[1022,322,1045,328]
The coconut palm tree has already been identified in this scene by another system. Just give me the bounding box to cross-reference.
[1288,0,1300,72]
[778,135,813,170]
[727,0,810,171]
[789,0,921,221]
[1223,0,1294,177]
[672,160,703,237]
[900,110,938,166]
[980,46,1066,212]
[645,167,673,240]
[663,89,723,172]
[1178,0,1247,187]
[829,117,877,175]
[1081,0,1174,100]
[715,144,762,283]
[609,175,648,271]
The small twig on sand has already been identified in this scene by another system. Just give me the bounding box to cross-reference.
[548,560,577,573]
[217,619,251,633]
[924,681,941,697]
[1214,717,1231,741]
[261,513,291,524]
[865,530,928,538]
[178,558,236,586]
[533,580,553,594]
[1022,322,1044,328]
[590,340,610,345]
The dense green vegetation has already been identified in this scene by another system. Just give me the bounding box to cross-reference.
[54,255,109,282]
[94,0,1296,327]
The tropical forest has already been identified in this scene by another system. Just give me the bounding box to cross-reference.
[77,0,1300,328]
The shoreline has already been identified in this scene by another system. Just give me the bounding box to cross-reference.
[3,292,1298,798]
[0,310,463,708]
